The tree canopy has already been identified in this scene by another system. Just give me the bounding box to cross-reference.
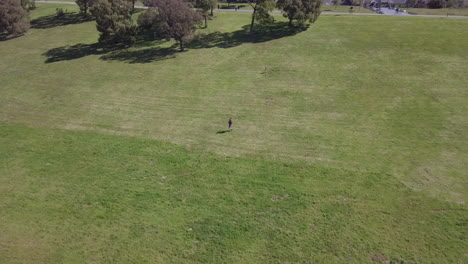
[76,0,93,17]
[195,0,217,27]
[247,0,276,33]
[140,0,202,51]
[90,0,137,46]
[0,0,30,37]
[277,0,321,27]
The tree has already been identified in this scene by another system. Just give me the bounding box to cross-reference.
[301,0,321,23]
[76,0,93,17]
[137,7,160,29]
[195,0,212,27]
[277,0,302,26]
[21,0,36,10]
[405,0,419,7]
[247,0,275,33]
[209,0,217,16]
[354,0,363,12]
[0,0,30,37]
[141,0,202,51]
[128,0,136,13]
[426,0,443,8]
[446,0,463,7]
[90,0,137,46]
[332,0,341,9]
[277,0,321,27]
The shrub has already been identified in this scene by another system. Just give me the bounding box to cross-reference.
[56,8,65,18]
[0,0,30,36]
[426,0,444,8]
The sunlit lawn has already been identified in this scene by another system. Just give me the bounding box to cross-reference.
[1,3,467,263]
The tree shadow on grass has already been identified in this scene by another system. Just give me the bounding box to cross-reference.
[101,22,308,63]
[132,29,170,48]
[42,29,159,63]
[31,13,94,29]
[43,22,309,64]
[0,32,25,41]
[42,32,176,64]
[100,45,179,63]
[189,22,309,49]
[43,42,179,64]
[43,43,104,63]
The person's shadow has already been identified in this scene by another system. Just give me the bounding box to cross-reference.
[216,130,231,134]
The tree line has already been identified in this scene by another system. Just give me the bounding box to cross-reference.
[1,0,321,50]
[85,0,321,50]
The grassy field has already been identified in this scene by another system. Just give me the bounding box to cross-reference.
[1,123,466,263]
[404,7,468,16]
[1,3,467,263]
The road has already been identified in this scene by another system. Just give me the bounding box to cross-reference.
[35,1,468,18]
[376,7,410,16]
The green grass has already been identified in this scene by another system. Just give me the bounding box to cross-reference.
[404,7,468,16]
[1,123,466,263]
[0,3,467,263]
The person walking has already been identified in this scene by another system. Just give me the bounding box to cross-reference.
[228,118,233,131]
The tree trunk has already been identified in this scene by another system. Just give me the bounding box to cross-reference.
[179,40,184,51]
[210,7,214,16]
[132,0,135,14]
[249,7,257,33]
[288,18,293,27]
[84,3,88,17]
[204,15,208,28]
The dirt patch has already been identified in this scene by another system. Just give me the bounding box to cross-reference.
[272,194,289,201]
[337,195,352,201]
[371,253,390,263]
